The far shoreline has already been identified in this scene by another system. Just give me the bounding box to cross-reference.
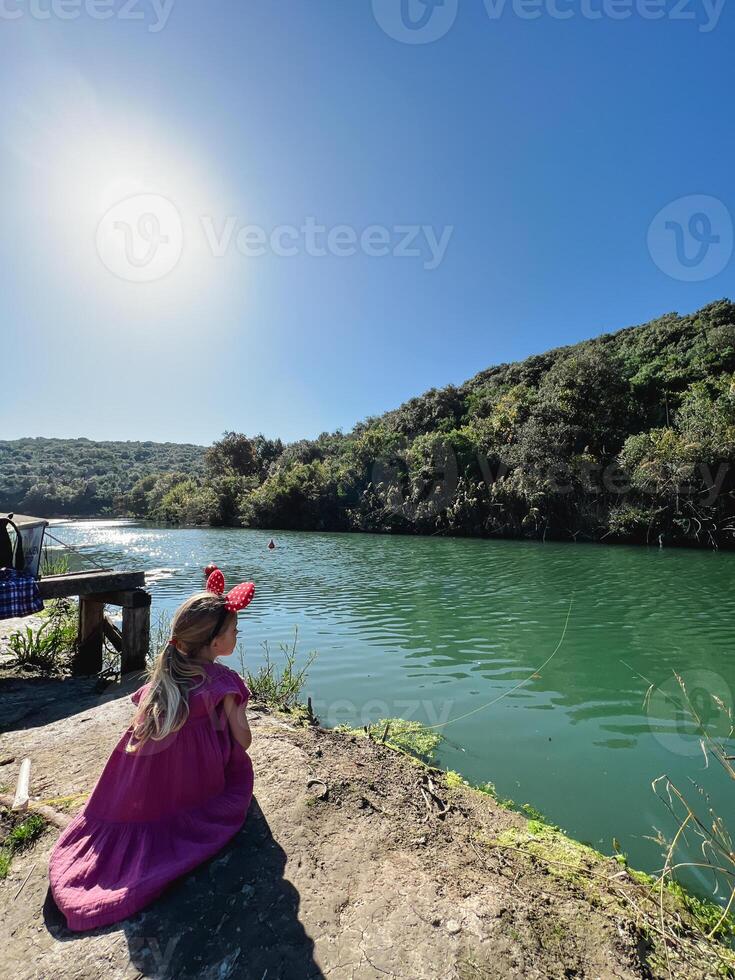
[36,514,735,553]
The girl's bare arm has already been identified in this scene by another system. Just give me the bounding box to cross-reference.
[222,694,252,751]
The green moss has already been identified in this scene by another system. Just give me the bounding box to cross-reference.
[450,775,515,809]
[476,781,514,808]
[486,820,735,967]
[489,822,608,886]
[625,867,735,943]
[444,769,518,808]
[444,770,467,789]
[629,868,656,888]
[665,880,735,942]
[374,719,442,761]
[442,770,555,822]
[336,718,442,763]
[0,848,10,880]
[520,802,559,828]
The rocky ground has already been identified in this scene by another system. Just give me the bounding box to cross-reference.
[0,666,732,980]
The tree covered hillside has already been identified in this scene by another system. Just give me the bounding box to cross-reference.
[117,299,735,547]
[4,300,735,547]
[0,438,205,517]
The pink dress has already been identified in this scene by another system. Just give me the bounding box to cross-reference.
[49,662,254,931]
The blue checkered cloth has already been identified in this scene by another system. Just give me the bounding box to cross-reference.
[0,567,44,620]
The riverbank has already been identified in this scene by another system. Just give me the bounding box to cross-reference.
[1,669,733,980]
[30,511,735,550]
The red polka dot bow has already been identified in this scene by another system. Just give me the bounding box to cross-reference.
[205,565,255,612]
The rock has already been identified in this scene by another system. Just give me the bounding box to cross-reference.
[446,920,462,934]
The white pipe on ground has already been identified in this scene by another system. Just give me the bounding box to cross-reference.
[12,757,31,812]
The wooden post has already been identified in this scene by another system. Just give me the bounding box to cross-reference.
[121,598,151,674]
[76,597,104,675]
[38,572,151,677]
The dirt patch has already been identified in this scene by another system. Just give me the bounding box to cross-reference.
[0,674,731,980]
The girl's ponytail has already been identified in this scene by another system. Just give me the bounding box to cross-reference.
[127,593,234,751]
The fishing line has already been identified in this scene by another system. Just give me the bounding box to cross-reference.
[43,531,110,571]
[424,594,574,732]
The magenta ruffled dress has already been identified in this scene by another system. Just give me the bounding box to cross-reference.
[49,662,254,931]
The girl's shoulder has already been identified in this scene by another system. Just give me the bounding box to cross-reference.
[131,682,150,706]
[129,662,250,710]
[196,662,251,705]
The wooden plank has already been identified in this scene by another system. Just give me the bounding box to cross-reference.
[121,604,150,674]
[93,589,152,609]
[102,615,123,652]
[75,597,104,675]
[39,570,145,600]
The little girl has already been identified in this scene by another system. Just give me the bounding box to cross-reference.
[49,566,256,932]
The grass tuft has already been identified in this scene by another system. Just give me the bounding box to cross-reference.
[0,812,47,880]
[239,627,316,713]
[8,599,77,674]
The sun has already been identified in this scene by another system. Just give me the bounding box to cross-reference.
[8,71,227,318]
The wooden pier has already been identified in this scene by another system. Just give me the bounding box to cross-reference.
[38,570,151,676]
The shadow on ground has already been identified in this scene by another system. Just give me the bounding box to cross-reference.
[43,797,324,980]
[0,674,141,734]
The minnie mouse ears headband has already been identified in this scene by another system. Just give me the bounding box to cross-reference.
[204,565,255,612]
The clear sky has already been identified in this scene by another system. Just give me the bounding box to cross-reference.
[1,0,733,446]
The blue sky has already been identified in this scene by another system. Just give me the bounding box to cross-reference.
[1,0,733,445]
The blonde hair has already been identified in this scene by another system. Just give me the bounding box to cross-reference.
[127,591,236,751]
